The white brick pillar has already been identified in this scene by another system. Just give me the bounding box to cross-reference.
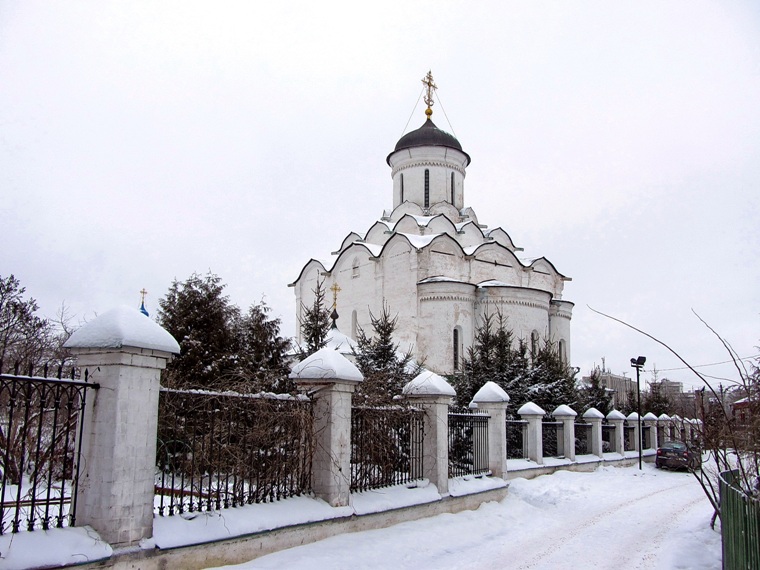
[290,348,363,507]
[403,370,455,495]
[627,412,641,452]
[553,404,577,461]
[583,407,605,458]
[606,410,626,455]
[64,306,180,547]
[658,413,672,442]
[471,381,510,478]
[518,402,546,465]
[643,412,659,449]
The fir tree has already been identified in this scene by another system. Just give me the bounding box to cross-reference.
[577,366,613,416]
[524,338,578,414]
[643,383,672,416]
[158,272,241,388]
[353,304,419,404]
[236,300,293,392]
[298,279,331,357]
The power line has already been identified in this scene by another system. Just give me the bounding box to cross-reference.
[649,354,758,373]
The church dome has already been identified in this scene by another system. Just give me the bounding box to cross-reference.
[387,119,471,165]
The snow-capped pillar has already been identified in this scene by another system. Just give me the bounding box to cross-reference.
[403,371,455,494]
[518,402,546,465]
[626,412,641,452]
[290,348,363,507]
[471,382,510,478]
[658,413,672,443]
[606,410,626,455]
[553,405,577,461]
[582,408,605,458]
[643,412,659,449]
[63,306,180,547]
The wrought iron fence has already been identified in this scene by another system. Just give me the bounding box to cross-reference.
[642,425,652,449]
[602,423,615,453]
[506,420,526,459]
[575,422,592,455]
[624,425,635,451]
[0,364,97,534]
[720,469,760,569]
[448,410,489,478]
[155,388,313,516]
[542,421,561,457]
[350,406,424,492]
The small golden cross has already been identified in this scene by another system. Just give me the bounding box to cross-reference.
[329,282,341,310]
[421,70,437,117]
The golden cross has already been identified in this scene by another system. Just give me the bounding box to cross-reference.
[329,282,341,310]
[421,70,437,117]
[139,288,148,304]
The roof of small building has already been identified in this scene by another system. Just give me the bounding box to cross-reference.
[387,118,470,165]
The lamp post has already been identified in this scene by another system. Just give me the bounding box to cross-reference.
[630,356,646,470]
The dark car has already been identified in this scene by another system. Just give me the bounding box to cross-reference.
[655,441,699,470]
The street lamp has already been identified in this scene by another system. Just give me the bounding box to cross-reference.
[630,356,646,470]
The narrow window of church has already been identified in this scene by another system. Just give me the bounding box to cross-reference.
[450,172,455,203]
[424,169,430,208]
[453,328,460,371]
[351,310,358,340]
[531,331,539,360]
[400,173,404,203]
[559,340,566,364]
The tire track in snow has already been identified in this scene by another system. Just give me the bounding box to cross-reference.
[499,477,699,570]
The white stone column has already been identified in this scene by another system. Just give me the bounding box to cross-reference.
[643,412,659,449]
[553,404,577,461]
[471,382,510,478]
[403,370,455,495]
[626,412,641,452]
[290,348,363,507]
[518,402,546,465]
[64,306,180,547]
[583,407,605,458]
[606,410,626,455]
[657,413,671,443]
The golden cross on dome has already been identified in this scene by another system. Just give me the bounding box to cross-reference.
[421,70,437,118]
[329,282,341,310]
[139,288,148,304]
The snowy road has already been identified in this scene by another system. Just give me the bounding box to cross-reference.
[211,464,721,570]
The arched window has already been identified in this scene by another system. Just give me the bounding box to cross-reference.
[400,173,404,203]
[424,169,430,208]
[450,172,455,204]
[453,328,460,371]
[558,340,566,364]
[351,310,358,340]
[531,331,539,359]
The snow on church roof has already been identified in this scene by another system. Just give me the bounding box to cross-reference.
[397,232,441,250]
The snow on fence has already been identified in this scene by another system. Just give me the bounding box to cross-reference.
[448,409,490,478]
[155,388,313,516]
[350,405,424,492]
[0,365,97,534]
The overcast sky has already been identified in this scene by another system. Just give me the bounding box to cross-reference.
[2,1,758,391]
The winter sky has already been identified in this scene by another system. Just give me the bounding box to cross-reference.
[1,1,758,391]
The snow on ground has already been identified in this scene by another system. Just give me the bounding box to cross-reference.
[209,463,722,570]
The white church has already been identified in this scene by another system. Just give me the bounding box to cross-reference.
[290,73,573,375]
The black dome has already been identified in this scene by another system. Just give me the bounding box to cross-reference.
[387,118,470,165]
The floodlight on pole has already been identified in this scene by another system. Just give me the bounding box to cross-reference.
[630,356,646,470]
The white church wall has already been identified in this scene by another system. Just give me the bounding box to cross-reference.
[417,280,477,374]
[389,146,468,210]
[477,286,553,345]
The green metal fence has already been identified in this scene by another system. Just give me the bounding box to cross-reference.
[720,469,760,570]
